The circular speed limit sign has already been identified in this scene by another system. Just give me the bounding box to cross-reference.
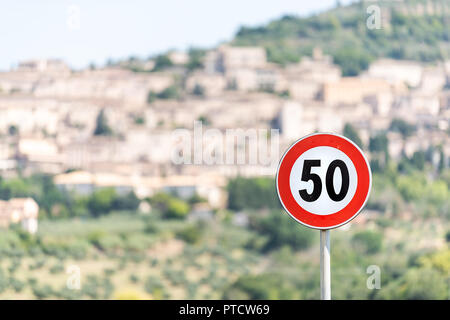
[276,133,372,229]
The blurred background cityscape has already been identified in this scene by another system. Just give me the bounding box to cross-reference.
[0,0,449,299]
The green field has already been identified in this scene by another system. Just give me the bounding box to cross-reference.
[0,203,448,300]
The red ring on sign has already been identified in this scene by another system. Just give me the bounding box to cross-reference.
[276,133,371,229]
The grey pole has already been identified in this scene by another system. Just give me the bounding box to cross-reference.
[320,229,331,300]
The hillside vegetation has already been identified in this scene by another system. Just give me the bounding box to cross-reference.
[232,0,450,75]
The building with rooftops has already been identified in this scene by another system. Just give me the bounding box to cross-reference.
[0,197,39,234]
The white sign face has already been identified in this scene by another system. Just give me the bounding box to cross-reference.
[289,146,358,215]
[276,133,372,229]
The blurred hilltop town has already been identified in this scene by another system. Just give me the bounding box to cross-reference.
[0,1,449,233]
[1,47,449,214]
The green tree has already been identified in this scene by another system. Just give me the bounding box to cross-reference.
[352,230,383,254]
[343,123,363,149]
[369,133,388,154]
[34,174,64,215]
[223,273,300,299]
[150,193,190,219]
[165,198,190,219]
[192,84,205,96]
[176,224,203,244]
[410,151,426,170]
[112,191,140,211]
[427,180,449,204]
[87,188,117,216]
[144,276,165,298]
[93,109,113,136]
[0,177,31,199]
[369,133,389,171]
[437,147,445,172]
[152,54,173,71]
[389,119,416,139]
[147,91,158,104]
[186,48,206,71]
[333,48,372,76]
[396,175,425,201]
[157,85,179,100]
[134,116,145,125]
[32,284,54,299]
[253,211,314,252]
[8,125,18,136]
[227,177,280,211]
[197,115,210,126]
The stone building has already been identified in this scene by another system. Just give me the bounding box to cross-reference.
[0,198,39,234]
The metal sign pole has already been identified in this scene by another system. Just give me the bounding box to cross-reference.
[320,229,331,300]
[276,134,372,300]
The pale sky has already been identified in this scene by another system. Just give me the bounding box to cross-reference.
[0,0,354,71]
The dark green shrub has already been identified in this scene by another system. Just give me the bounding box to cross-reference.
[223,273,300,299]
[49,262,65,274]
[9,277,25,292]
[352,230,383,254]
[251,212,314,252]
[32,284,54,299]
[176,224,203,244]
[227,177,280,211]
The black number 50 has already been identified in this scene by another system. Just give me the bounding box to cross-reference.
[299,159,350,202]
